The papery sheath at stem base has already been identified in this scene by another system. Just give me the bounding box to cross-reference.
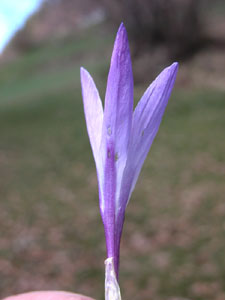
[105,257,121,300]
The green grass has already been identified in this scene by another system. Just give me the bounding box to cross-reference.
[0,25,225,300]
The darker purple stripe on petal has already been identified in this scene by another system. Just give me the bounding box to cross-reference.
[102,140,116,259]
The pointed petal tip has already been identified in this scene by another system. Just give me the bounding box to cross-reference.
[80,67,85,77]
[80,66,87,75]
[116,22,128,42]
[110,22,130,65]
[170,62,179,73]
[118,22,125,31]
[172,61,179,67]
[161,62,178,78]
[80,67,92,82]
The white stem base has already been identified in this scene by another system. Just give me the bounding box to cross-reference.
[105,257,121,300]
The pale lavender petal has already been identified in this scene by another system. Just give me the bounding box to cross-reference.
[80,67,105,212]
[121,62,178,207]
[80,67,103,170]
[101,23,133,215]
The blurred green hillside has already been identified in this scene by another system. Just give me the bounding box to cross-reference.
[0,20,225,300]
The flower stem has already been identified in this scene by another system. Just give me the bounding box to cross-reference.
[105,257,121,300]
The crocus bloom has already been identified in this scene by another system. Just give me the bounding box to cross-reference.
[81,23,178,296]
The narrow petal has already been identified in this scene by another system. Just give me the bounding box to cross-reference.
[80,67,105,214]
[114,64,178,276]
[80,67,103,169]
[121,62,178,206]
[102,23,133,214]
[100,24,134,275]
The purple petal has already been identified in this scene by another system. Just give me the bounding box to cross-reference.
[100,23,133,276]
[113,63,178,273]
[80,67,104,169]
[102,23,133,213]
[121,62,178,206]
[103,23,133,150]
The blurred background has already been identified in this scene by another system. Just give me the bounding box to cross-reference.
[0,0,225,299]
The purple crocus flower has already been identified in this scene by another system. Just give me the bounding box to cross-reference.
[80,23,178,285]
